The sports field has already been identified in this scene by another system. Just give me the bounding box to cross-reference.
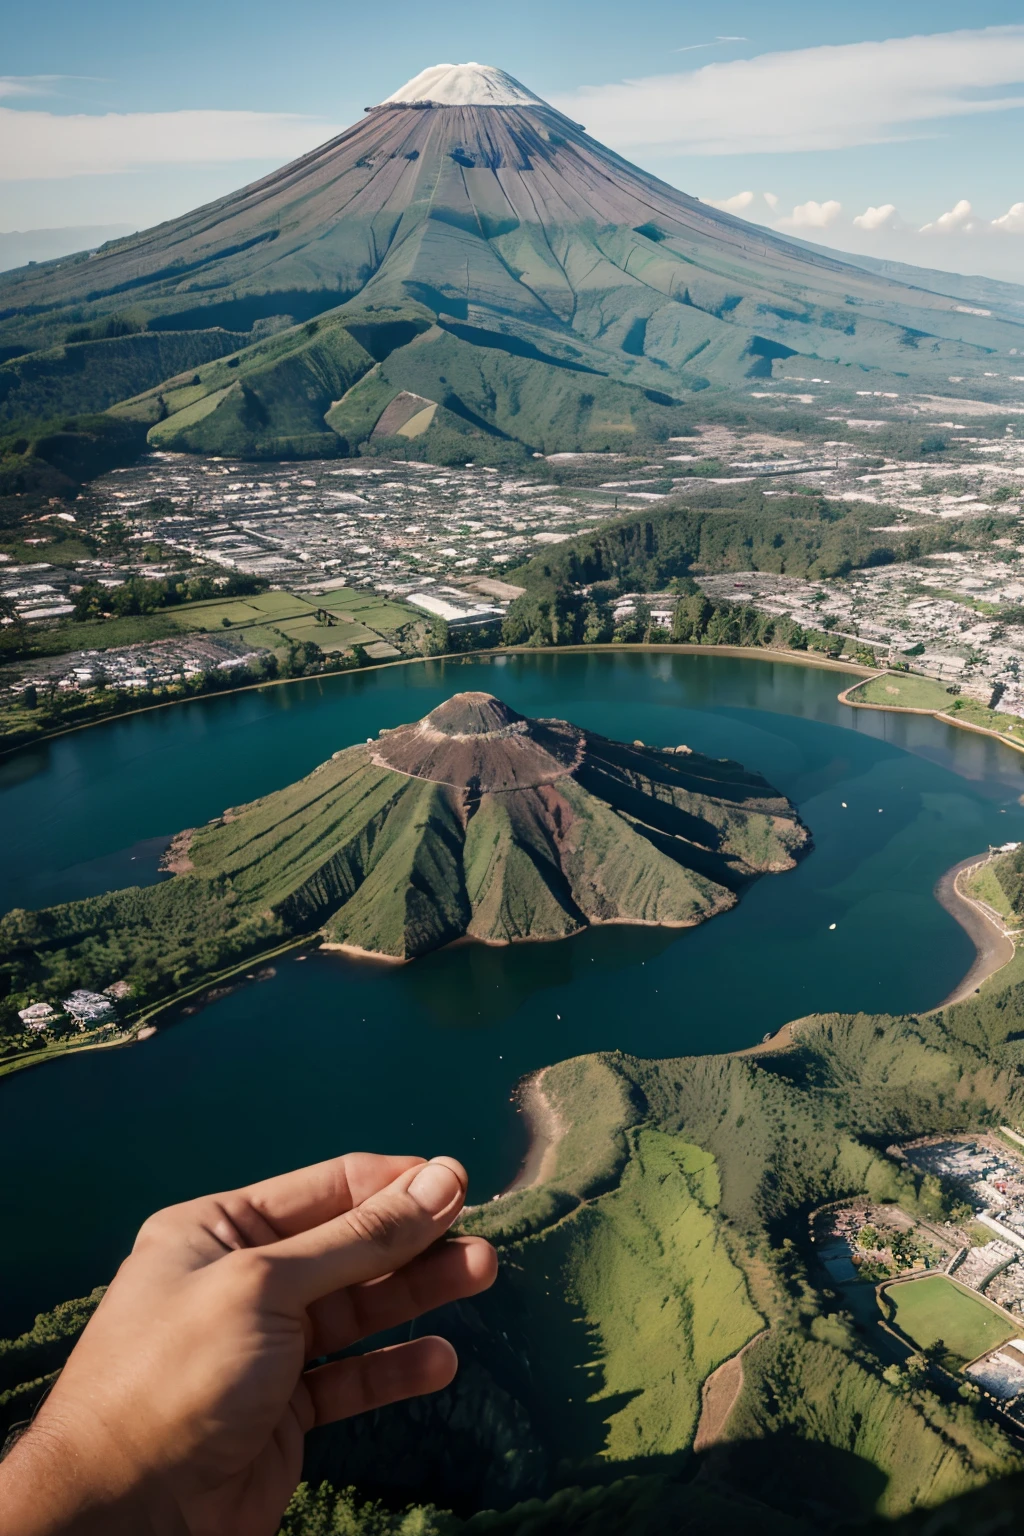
[886,1275,1018,1361]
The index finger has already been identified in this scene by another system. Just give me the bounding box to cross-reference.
[240,1153,426,1238]
[132,1154,430,1273]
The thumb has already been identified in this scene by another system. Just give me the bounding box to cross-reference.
[263,1157,468,1306]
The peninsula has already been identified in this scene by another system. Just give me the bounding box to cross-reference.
[0,693,808,1020]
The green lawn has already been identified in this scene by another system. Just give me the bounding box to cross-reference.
[275,619,378,651]
[848,673,1023,743]
[886,1275,1018,1362]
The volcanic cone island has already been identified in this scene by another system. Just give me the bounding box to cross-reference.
[187,692,809,960]
[1,693,810,996]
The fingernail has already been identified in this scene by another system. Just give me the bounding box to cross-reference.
[408,1159,463,1216]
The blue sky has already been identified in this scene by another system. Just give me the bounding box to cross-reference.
[3,0,1024,282]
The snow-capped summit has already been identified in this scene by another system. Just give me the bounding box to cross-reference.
[379,62,547,108]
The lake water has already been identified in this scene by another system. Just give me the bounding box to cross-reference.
[3,649,1024,1334]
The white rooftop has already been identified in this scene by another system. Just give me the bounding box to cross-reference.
[380,63,547,109]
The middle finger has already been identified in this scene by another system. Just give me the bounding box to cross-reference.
[307,1235,497,1358]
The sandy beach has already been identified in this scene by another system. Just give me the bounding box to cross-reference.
[500,1067,566,1196]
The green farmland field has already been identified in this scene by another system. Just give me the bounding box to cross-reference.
[315,588,416,629]
[168,587,417,655]
[886,1275,1019,1362]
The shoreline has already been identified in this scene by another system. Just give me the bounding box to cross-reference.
[8,634,1024,773]
[500,1067,566,1197]
[0,641,870,762]
[734,850,1019,1061]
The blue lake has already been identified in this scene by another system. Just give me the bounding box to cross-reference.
[2,649,1024,1333]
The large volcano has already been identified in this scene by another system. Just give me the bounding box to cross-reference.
[1,61,1021,456]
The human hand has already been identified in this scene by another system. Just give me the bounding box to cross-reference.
[0,1153,496,1536]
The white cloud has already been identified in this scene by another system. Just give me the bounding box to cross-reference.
[709,190,754,213]
[0,107,341,180]
[778,199,843,230]
[762,192,779,211]
[853,203,901,231]
[993,201,1024,232]
[920,199,978,233]
[552,26,1024,154]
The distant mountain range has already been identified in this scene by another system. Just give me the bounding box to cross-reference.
[0,226,135,275]
[2,61,1022,459]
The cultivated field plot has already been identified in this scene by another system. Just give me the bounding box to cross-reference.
[163,588,416,656]
[315,589,415,631]
[169,593,314,630]
[275,620,379,653]
[886,1275,1019,1361]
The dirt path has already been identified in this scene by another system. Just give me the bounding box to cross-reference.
[932,853,1017,1008]
[693,1330,767,1452]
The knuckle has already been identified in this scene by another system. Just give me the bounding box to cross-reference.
[229,1247,278,1298]
[344,1199,405,1251]
[133,1205,179,1248]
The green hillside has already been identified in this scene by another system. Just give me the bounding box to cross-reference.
[0,329,245,425]
[509,491,1002,592]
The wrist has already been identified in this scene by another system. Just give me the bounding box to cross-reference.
[0,1417,188,1536]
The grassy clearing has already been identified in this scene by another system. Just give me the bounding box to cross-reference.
[965,861,1020,926]
[169,593,311,629]
[847,673,1023,742]
[886,1275,1018,1361]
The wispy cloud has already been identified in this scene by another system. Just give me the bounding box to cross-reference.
[0,76,79,101]
[553,26,1024,154]
[0,107,341,180]
[672,35,749,54]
